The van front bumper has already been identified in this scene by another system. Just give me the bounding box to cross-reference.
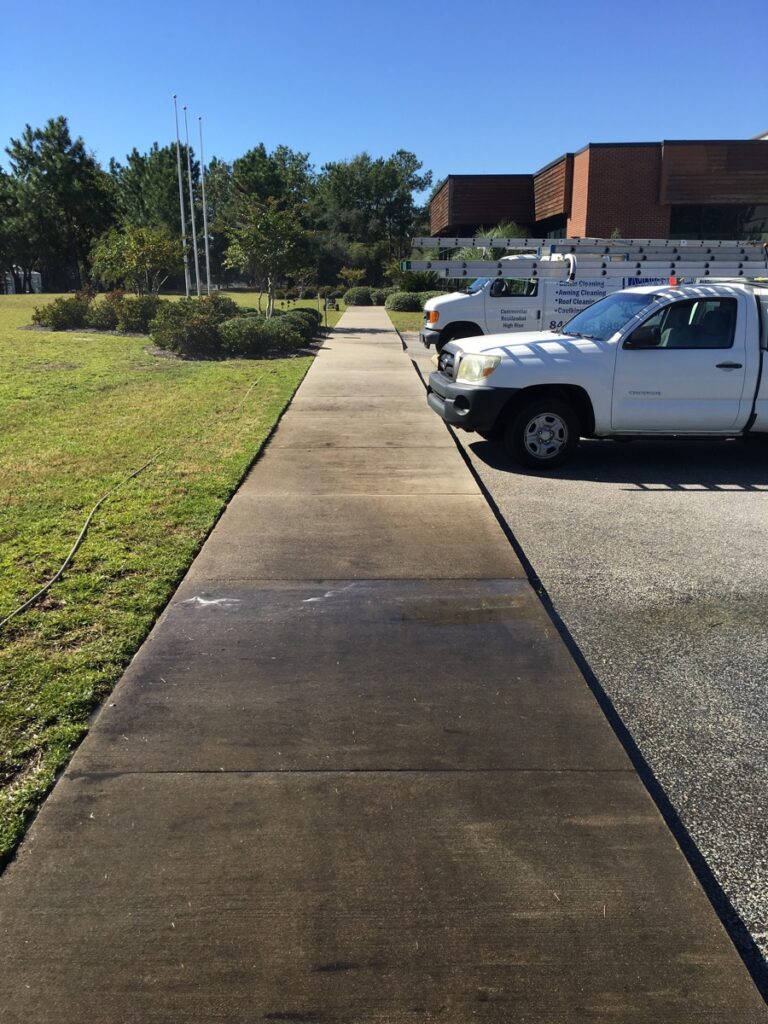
[420,326,441,348]
[427,372,515,432]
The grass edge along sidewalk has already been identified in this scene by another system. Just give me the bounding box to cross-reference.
[0,294,312,863]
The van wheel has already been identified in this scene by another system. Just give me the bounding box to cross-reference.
[505,399,579,469]
[436,323,481,353]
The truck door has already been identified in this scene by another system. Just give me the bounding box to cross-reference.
[611,296,747,431]
[484,278,541,334]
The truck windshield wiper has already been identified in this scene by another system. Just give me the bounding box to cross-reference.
[563,330,598,340]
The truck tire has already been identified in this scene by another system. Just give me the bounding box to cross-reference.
[504,398,580,469]
[436,323,481,353]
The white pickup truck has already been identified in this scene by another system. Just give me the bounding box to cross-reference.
[426,282,768,468]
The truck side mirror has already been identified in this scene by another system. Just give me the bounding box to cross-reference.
[625,325,661,349]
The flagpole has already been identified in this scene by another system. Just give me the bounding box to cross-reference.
[173,95,191,297]
[183,105,201,297]
[198,115,212,295]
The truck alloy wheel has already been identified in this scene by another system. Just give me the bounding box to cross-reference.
[505,399,579,469]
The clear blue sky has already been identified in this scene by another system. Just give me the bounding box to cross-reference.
[3,0,766,193]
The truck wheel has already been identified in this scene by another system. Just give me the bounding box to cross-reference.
[477,424,504,441]
[505,399,579,469]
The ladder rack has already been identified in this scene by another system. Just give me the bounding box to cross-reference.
[412,236,768,258]
[403,237,768,283]
[401,259,768,283]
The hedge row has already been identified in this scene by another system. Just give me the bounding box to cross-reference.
[384,290,449,312]
[30,291,322,358]
[32,292,163,334]
[343,286,400,306]
[149,297,322,358]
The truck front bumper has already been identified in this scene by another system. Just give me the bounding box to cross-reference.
[427,372,515,432]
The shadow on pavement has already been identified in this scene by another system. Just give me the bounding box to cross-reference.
[466,436,768,489]
[327,325,391,336]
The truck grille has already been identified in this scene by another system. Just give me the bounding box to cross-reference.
[438,349,456,379]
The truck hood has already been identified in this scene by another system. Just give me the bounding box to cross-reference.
[453,329,597,356]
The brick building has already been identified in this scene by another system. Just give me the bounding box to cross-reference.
[429,138,768,240]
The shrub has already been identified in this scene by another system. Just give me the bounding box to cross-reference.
[32,295,91,330]
[385,291,423,312]
[117,294,163,333]
[149,299,221,356]
[394,270,442,292]
[274,289,286,300]
[370,289,388,306]
[285,288,299,300]
[302,287,317,299]
[295,306,322,327]
[219,317,270,358]
[343,286,373,306]
[199,293,242,322]
[281,310,316,342]
[85,291,124,330]
[259,317,305,353]
[318,285,334,299]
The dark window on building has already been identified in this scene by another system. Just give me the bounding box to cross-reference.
[536,215,567,239]
[670,204,768,240]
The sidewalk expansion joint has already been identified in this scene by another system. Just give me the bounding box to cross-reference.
[68,767,637,779]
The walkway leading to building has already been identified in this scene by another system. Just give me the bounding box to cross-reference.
[1,306,765,1022]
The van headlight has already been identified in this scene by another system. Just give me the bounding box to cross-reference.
[455,354,501,384]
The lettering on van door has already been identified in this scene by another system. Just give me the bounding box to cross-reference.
[552,282,608,324]
[487,278,538,331]
[500,308,531,329]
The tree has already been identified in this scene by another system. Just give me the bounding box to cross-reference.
[91,225,182,294]
[202,157,235,284]
[314,150,432,264]
[4,117,114,289]
[338,266,366,288]
[292,265,317,298]
[232,144,315,213]
[224,198,310,317]
[110,143,197,235]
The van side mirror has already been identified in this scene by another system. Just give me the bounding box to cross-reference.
[625,325,661,349]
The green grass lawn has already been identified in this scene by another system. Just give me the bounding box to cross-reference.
[385,310,424,333]
[0,293,313,861]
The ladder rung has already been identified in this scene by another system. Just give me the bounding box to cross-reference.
[402,259,768,281]
[414,236,768,255]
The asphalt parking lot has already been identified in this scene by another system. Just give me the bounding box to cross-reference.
[403,332,768,973]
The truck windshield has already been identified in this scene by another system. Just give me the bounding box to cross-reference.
[562,292,658,341]
[463,277,489,294]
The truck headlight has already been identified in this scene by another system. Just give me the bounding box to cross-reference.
[455,354,501,384]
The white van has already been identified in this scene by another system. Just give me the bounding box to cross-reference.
[420,254,668,350]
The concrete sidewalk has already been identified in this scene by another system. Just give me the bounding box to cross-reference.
[1,306,765,1022]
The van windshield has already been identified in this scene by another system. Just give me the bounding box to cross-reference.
[562,292,658,341]
[462,277,489,294]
